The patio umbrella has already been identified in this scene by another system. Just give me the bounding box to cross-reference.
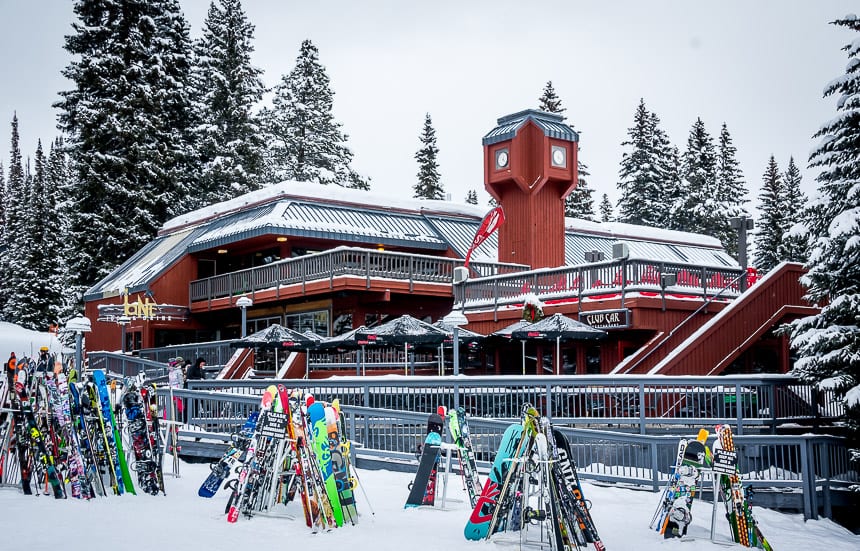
[229,323,319,350]
[356,315,449,375]
[432,320,485,375]
[510,313,607,375]
[316,326,371,375]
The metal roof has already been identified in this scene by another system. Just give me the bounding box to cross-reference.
[482,109,580,146]
[187,200,448,253]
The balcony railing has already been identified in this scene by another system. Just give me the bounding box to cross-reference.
[455,258,745,313]
[189,246,529,304]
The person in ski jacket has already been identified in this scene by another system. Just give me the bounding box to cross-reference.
[35,346,52,374]
[185,357,206,386]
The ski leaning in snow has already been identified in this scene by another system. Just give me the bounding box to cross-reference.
[714,425,773,550]
[308,398,344,526]
[326,401,357,522]
[405,409,445,508]
[448,407,482,508]
[92,370,135,494]
[46,374,91,499]
[199,410,259,498]
[227,385,276,523]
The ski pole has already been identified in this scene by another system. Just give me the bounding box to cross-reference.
[348,463,375,516]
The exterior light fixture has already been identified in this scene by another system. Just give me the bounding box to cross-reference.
[217,249,228,254]
[276,236,288,242]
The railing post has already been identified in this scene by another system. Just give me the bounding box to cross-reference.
[821,438,832,519]
[800,438,817,520]
[651,440,660,491]
[545,383,553,423]
[735,383,744,436]
[454,380,460,412]
[639,382,647,435]
[768,382,777,434]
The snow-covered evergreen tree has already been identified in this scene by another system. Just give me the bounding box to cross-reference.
[14,140,66,331]
[790,15,860,455]
[599,193,613,222]
[778,157,809,263]
[0,161,5,319]
[753,156,784,273]
[538,81,565,115]
[715,123,749,257]
[465,189,478,205]
[617,100,666,226]
[413,113,443,200]
[192,0,266,205]
[674,118,717,235]
[56,0,197,295]
[1,115,27,322]
[263,39,369,189]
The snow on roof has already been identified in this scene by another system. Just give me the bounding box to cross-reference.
[161,181,489,234]
[566,217,723,249]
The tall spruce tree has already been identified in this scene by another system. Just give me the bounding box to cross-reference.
[16,141,65,330]
[617,100,666,226]
[537,82,594,219]
[599,193,613,222]
[674,118,718,235]
[790,16,860,454]
[56,0,196,295]
[1,115,27,322]
[753,156,784,273]
[192,0,266,205]
[0,161,5,319]
[413,113,444,200]
[263,39,369,189]
[715,123,749,257]
[778,157,809,263]
[465,189,478,204]
[538,81,565,115]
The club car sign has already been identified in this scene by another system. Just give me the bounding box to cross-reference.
[97,291,189,322]
[579,308,631,330]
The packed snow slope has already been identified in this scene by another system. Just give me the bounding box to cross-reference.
[1,457,858,551]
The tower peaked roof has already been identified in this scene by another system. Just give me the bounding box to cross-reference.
[482,109,579,146]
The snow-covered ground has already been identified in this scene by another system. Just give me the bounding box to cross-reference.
[1,456,858,551]
[0,321,64,360]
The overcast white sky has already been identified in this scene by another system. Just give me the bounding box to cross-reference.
[0,1,855,213]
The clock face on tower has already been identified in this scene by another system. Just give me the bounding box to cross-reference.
[551,145,567,168]
[495,148,509,170]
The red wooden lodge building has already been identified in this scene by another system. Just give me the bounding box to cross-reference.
[82,109,816,379]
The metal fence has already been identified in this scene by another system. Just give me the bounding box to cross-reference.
[455,258,745,315]
[183,374,844,435]
[161,387,858,521]
[189,246,529,303]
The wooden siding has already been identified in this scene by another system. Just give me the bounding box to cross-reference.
[626,263,814,375]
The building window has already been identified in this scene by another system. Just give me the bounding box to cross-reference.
[586,346,602,374]
[285,309,330,338]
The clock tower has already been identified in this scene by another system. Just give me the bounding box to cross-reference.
[483,109,579,269]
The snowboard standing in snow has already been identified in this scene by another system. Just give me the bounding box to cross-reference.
[657,429,709,539]
[405,409,445,508]
[122,381,162,495]
[308,399,344,526]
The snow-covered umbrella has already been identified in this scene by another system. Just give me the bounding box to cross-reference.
[356,315,449,375]
[510,313,607,375]
[229,323,319,351]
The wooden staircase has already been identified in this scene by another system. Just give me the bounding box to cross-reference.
[617,262,817,375]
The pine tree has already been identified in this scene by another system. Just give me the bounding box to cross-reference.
[714,123,749,257]
[617,100,666,226]
[778,157,809,263]
[0,161,5,319]
[263,39,369,189]
[674,118,717,235]
[413,113,444,200]
[753,156,784,273]
[789,16,860,454]
[192,0,266,205]
[465,189,478,204]
[538,81,565,115]
[1,115,27,322]
[565,179,596,220]
[537,82,593,219]
[56,0,197,295]
[599,193,613,222]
